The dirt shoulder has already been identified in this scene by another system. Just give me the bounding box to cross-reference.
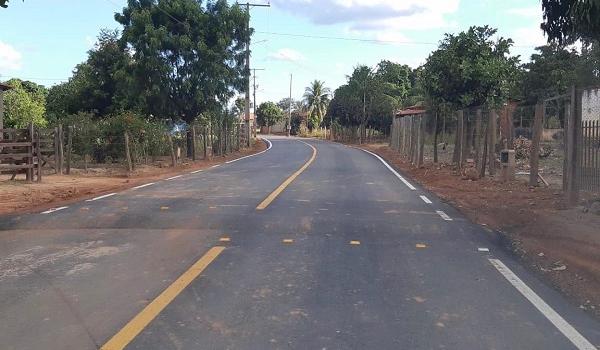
[0,140,267,216]
[360,143,600,318]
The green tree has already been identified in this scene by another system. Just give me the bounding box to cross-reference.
[45,30,132,120]
[303,80,331,129]
[2,79,47,128]
[256,101,283,133]
[115,0,250,124]
[541,0,600,44]
[421,25,519,109]
[520,44,580,104]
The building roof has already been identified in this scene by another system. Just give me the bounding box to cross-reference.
[395,106,427,117]
[0,83,12,92]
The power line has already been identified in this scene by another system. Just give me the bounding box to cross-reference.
[255,30,540,48]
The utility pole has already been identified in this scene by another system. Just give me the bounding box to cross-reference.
[288,74,292,137]
[251,68,265,133]
[241,1,270,147]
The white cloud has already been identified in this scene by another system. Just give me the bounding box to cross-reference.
[507,6,541,19]
[0,41,22,71]
[268,48,305,62]
[512,26,546,48]
[85,36,96,49]
[272,0,459,39]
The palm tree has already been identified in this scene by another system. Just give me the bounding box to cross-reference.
[303,80,331,129]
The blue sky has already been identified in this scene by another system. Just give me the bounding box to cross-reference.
[0,0,547,106]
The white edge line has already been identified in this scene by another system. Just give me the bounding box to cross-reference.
[489,258,596,350]
[477,247,490,252]
[41,206,68,214]
[86,193,117,202]
[132,182,155,190]
[211,164,220,168]
[166,175,183,181]
[225,138,272,164]
[420,195,433,204]
[436,210,453,221]
[190,169,203,174]
[360,149,417,190]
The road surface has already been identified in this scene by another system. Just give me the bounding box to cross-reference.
[0,136,599,350]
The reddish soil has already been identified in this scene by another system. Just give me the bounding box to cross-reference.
[362,143,600,318]
[0,140,267,215]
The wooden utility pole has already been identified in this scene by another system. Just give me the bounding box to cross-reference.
[488,110,497,175]
[241,2,270,147]
[288,73,292,137]
[566,86,581,205]
[124,131,133,173]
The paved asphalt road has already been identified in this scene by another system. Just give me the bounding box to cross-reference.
[1,136,599,350]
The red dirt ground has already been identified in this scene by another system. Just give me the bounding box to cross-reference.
[362,143,600,318]
[0,141,267,215]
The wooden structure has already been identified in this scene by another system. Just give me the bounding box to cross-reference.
[0,124,42,182]
[390,106,427,167]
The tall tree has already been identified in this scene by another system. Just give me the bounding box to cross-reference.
[45,30,132,120]
[115,0,250,124]
[256,101,283,133]
[541,0,600,44]
[421,25,519,109]
[303,80,331,129]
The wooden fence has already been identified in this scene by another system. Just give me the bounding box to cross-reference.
[0,124,42,182]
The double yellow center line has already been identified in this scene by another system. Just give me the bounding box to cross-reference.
[256,141,317,210]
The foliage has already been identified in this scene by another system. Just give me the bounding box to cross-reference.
[256,102,283,128]
[541,0,600,44]
[303,80,331,129]
[519,44,580,103]
[421,26,519,109]
[115,0,250,124]
[327,62,401,135]
[45,30,133,120]
[2,79,47,128]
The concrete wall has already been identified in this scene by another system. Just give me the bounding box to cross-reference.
[582,88,600,121]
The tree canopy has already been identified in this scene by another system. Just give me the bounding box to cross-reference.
[115,0,250,124]
[256,101,283,129]
[421,25,519,109]
[541,0,600,44]
[2,79,47,128]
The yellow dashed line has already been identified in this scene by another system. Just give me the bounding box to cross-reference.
[219,237,231,243]
[282,239,294,244]
[256,141,317,210]
[416,243,427,249]
[350,240,361,245]
[160,206,169,211]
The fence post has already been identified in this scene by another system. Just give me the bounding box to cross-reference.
[529,102,544,186]
[54,126,59,174]
[488,110,497,175]
[124,131,133,173]
[566,86,581,205]
[433,112,439,163]
[66,126,72,175]
[36,127,42,182]
[192,125,197,161]
[167,133,176,167]
[455,110,464,168]
[474,109,482,168]
[58,124,64,174]
[418,115,425,167]
[26,123,34,182]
